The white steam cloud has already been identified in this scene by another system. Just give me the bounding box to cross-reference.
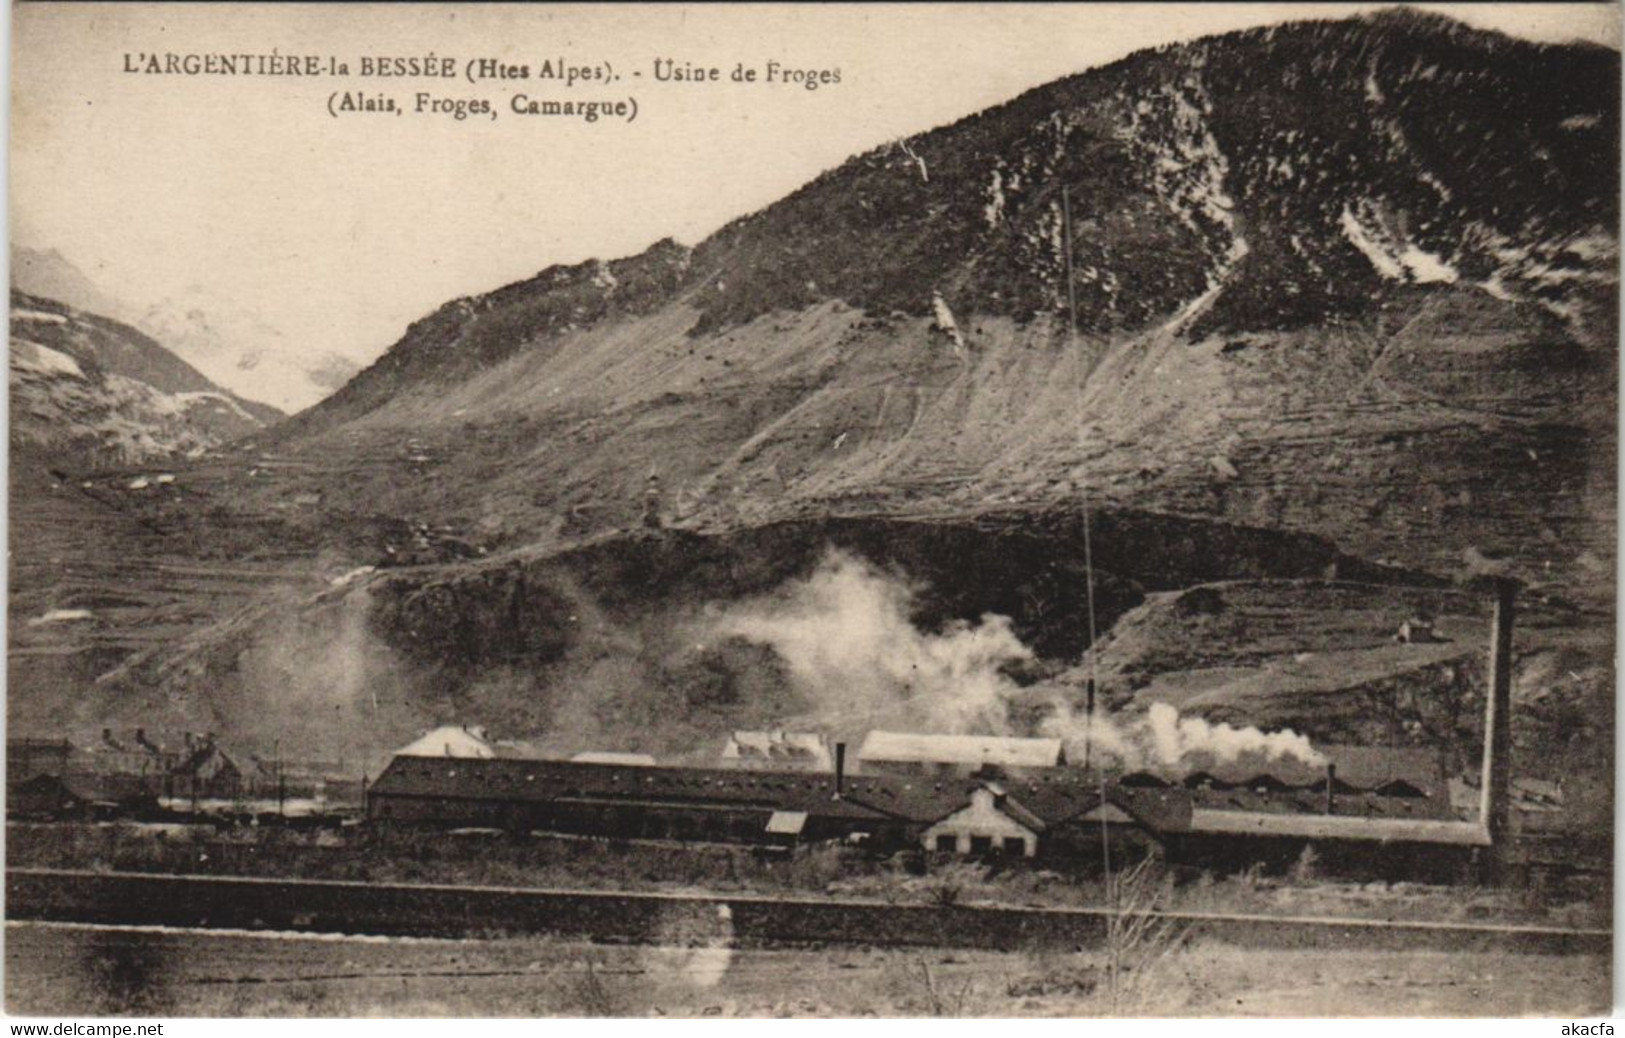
[1041,701,1324,770]
[715,548,1323,771]
[711,549,1030,734]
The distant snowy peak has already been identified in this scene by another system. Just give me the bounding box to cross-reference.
[135,290,361,412]
[14,246,363,413]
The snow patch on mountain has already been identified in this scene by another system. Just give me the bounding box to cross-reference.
[984,167,1007,229]
[13,338,86,378]
[1125,70,1238,248]
[1339,204,1458,284]
[13,308,69,325]
[931,292,967,353]
[10,294,276,464]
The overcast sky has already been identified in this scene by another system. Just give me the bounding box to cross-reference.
[10,3,1619,370]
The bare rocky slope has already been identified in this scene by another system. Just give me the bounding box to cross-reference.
[260,10,1616,594]
[11,12,1617,794]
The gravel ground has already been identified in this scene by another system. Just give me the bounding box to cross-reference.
[5,920,1610,1018]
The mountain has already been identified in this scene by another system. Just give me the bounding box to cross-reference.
[8,289,291,740]
[269,9,1615,590]
[132,286,361,413]
[10,246,128,319]
[9,290,283,466]
[10,246,361,413]
[13,12,1618,793]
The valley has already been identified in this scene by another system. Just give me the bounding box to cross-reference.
[8,5,1616,881]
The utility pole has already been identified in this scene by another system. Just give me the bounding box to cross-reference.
[275,738,286,818]
[1062,184,1101,773]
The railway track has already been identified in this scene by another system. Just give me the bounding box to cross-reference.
[7,868,1608,955]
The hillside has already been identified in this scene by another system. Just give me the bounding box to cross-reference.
[10,290,282,465]
[247,10,1616,594]
[8,290,299,730]
[12,11,1617,784]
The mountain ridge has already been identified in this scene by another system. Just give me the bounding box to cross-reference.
[241,10,1617,598]
[287,8,1617,441]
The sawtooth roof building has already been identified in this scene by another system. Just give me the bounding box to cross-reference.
[366,739,1480,878]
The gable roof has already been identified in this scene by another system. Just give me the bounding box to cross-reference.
[992,791,1047,833]
[1147,745,1446,800]
[395,726,495,759]
[725,731,830,762]
[856,731,1063,769]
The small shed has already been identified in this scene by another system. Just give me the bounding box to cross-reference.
[1395,617,1438,644]
[170,738,243,800]
[765,810,810,848]
[722,731,831,769]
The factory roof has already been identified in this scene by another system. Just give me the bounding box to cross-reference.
[1188,809,1489,846]
[1147,745,1447,801]
[371,746,1456,837]
[856,731,1064,769]
[569,752,658,766]
[395,726,496,759]
[371,755,900,822]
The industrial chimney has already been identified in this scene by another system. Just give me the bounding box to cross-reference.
[1479,580,1516,871]
[834,742,846,799]
[1323,763,1337,816]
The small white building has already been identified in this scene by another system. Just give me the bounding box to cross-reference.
[721,730,832,769]
[394,726,495,759]
[857,731,1064,775]
[921,783,1045,858]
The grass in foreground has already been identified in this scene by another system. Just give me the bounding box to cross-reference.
[5,821,1608,929]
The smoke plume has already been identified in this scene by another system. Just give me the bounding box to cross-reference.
[710,549,1031,734]
[1041,701,1323,770]
[717,548,1323,771]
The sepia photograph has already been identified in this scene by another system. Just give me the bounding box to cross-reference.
[4,0,1619,1019]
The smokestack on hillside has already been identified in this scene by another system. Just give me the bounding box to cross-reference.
[834,742,846,799]
[1324,763,1336,816]
[1480,580,1516,870]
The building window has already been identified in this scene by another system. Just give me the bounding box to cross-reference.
[935,834,956,853]
[1003,837,1025,856]
[969,835,993,855]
